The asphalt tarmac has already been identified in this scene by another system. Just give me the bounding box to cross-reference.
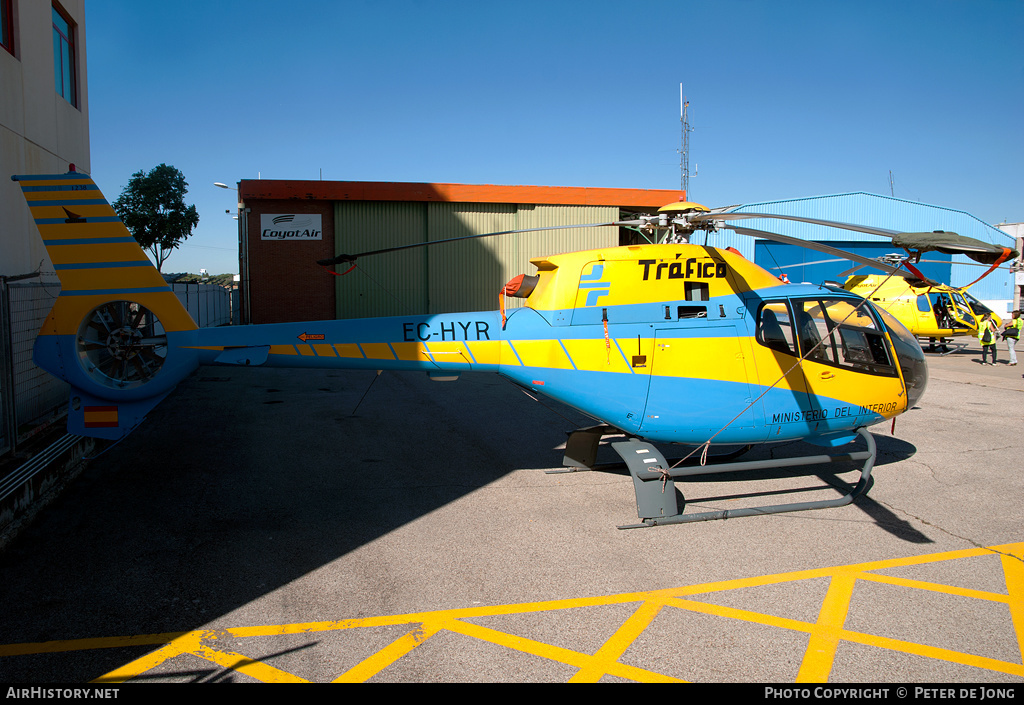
[0,338,1021,683]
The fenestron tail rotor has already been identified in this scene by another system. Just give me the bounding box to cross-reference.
[77,301,168,390]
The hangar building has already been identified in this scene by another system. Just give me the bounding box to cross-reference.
[235,180,684,324]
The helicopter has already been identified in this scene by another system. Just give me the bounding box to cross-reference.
[13,169,1019,528]
[842,273,1003,353]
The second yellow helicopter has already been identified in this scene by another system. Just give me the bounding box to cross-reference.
[843,275,1002,352]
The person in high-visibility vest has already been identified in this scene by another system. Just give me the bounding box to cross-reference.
[1002,310,1022,366]
[978,312,998,365]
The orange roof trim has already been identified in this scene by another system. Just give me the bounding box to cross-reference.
[238,179,684,209]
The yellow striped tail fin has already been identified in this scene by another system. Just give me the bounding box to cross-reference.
[12,169,197,337]
[13,168,200,439]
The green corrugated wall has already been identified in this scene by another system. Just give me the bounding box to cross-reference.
[334,201,618,318]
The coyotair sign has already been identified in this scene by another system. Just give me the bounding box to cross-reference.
[260,214,322,240]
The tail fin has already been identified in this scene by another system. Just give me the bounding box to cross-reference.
[13,168,200,439]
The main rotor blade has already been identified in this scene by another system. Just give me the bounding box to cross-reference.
[891,232,1018,264]
[916,257,1017,269]
[693,211,1018,264]
[763,258,848,271]
[724,224,927,282]
[317,221,629,266]
[689,211,901,238]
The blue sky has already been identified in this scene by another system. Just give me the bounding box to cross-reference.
[84,0,1024,275]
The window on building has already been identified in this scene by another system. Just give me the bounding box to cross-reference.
[1,0,13,56]
[52,4,76,107]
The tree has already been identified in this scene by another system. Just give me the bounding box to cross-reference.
[112,164,200,272]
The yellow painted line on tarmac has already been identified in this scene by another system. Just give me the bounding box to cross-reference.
[1002,552,1024,665]
[1,542,1021,683]
[569,599,668,683]
[333,621,444,683]
[796,571,858,682]
[0,631,189,657]
[443,617,680,683]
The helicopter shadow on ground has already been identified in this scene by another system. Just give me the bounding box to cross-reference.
[0,202,618,680]
[0,366,930,682]
[0,366,606,682]
[586,431,928,543]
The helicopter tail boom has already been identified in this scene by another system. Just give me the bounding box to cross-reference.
[15,169,523,439]
[188,311,504,375]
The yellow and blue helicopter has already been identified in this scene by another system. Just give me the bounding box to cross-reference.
[13,169,1018,527]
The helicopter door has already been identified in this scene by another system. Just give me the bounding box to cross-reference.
[928,292,975,333]
[915,293,938,331]
[794,298,905,430]
[638,324,761,442]
[947,291,979,330]
[751,300,812,429]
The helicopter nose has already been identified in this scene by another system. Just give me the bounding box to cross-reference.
[870,301,928,409]
[896,340,929,409]
[885,322,928,408]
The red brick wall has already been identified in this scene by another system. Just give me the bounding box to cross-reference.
[243,199,335,324]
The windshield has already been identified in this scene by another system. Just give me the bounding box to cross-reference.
[962,290,995,316]
[870,302,928,408]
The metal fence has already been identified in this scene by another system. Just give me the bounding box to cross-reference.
[0,280,67,456]
[0,279,235,456]
[171,282,233,328]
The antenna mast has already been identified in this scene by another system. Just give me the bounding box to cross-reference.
[679,84,693,199]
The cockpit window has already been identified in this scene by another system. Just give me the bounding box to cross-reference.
[817,298,894,373]
[757,297,897,376]
[963,290,994,317]
[756,302,797,356]
[796,300,838,364]
[871,302,928,406]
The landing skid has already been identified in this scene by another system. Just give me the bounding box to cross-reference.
[922,337,967,356]
[550,425,876,528]
[614,428,876,528]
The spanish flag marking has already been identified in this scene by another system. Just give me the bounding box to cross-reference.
[83,406,119,428]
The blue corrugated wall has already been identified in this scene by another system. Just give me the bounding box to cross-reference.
[754,240,952,286]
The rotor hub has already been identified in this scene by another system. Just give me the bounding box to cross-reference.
[105,326,143,361]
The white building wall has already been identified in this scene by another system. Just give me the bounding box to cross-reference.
[997,223,1023,312]
[0,0,89,278]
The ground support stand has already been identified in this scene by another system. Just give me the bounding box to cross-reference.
[611,427,876,529]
